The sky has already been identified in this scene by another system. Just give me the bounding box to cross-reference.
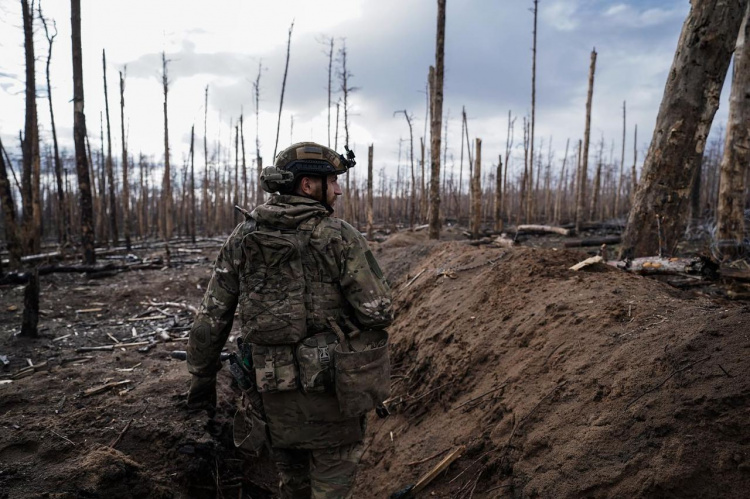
[0,0,731,192]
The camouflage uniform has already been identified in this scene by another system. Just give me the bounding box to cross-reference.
[187,194,393,498]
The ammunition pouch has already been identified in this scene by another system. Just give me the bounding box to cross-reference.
[233,407,268,456]
[251,344,298,393]
[296,332,339,393]
[334,329,390,417]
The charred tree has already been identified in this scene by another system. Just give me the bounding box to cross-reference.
[717,4,750,257]
[395,110,416,228]
[529,0,538,225]
[614,101,626,218]
[575,48,597,233]
[20,268,39,338]
[273,22,294,160]
[339,39,355,221]
[119,69,131,250]
[0,138,23,268]
[39,4,67,246]
[622,0,748,258]
[470,138,482,238]
[21,0,41,254]
[102,49,118,245]
[367,144,374,239]
[326,37,334,148]
[429,0,446,241]
[240,113,247,207]
[203,85,210,234]
[494,154,503,231]
[161,52,173,240]
[253,63,264,206]
[189,124,196,243]
[71,0,95,264]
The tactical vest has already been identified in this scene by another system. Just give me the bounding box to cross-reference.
[238,216,351,346]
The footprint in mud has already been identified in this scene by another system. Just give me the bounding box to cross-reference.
[0,440,39,462]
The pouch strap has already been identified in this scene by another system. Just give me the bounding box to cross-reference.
[316,334,331,367]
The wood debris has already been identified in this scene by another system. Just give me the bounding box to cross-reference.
[82,379,132,397]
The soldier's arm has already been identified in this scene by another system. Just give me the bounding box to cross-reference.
[339,222,394,329]
[187,222,246,378]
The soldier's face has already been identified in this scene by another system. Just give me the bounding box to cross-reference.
[326,174,342,208]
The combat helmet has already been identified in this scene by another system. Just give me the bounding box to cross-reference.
[260,142,356,211]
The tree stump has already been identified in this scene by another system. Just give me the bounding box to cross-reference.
[20,268,39,337]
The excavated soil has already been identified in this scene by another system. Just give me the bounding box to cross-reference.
[1,230,748,498]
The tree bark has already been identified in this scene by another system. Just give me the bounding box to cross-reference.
[614,101,626,219]
[39,6,67,246]
[71,0,95,264]
[102,49,118,246]
[575,48,597,233]
[161,52,173,241]
[0,138,23,268]
[428,0,446,239]
[717,4,750,257]
[119,69,131,250]
[621,0,748,258]
[471,138,481,238]
[367,144,374,239]
[21,0,41,255]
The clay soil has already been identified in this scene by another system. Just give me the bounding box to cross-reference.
[1,230,748,498]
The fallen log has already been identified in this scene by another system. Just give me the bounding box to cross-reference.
[570,255,604,271]
[609,256,719,278]
[564,236,621,248]
[517,224,571,236]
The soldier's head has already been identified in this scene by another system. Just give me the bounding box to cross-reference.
[261,142,356,212]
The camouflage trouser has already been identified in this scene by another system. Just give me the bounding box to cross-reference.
[272,441,364,499]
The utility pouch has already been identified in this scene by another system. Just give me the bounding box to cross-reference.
[296,332,339,393]
[334,329,390,417]
[233,407,268,456]
[251,344,298,393]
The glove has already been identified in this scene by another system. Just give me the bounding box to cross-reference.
[187,375,217,412]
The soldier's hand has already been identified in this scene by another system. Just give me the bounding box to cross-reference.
[187,375,217,412]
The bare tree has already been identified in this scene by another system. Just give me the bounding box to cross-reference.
[102,49,118,245]
[614,101,626,219]
[161,51,173,240]
[631,124,638,203]
[253,62,264,206]
[429,0,446,239]
[273,21,294,160]
[338,39,356,220]
[528,0,539,225]
[326,37,334,147]
[471,138,482,238]
[367,144,374,239]
[0,137,23,268]
[119,69,131,250]
[189,124,196,243]
[575,48,597,233]
[39,2,67,246]
[717,4,750,257]
[395,110,416,228]
[71,0,95,264]
[622,0,747,258]
[20,0,41,254]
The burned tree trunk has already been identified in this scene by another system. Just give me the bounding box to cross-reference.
[396,111,416,228]
[71,0,95,264]
[575,48,597,233]
[717,4,750,257]
[119,69,131,250]
[614,101,626,218]
[102,49,118,246]
[253,63,264,206]
[189,124,196,243]
[621,0,748,258]
[494,154,503,231]
[367,144,374,239]
[39,5,67,246]
[471,138,482,238]
[0,138,23,268]
[161,52,173,240]
[429,0,446,239]
[21,0,41,254]
[20,268,39,338]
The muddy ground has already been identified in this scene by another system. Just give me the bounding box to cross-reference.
[0,228,748,498]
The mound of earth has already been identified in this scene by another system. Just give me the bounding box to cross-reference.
[356,239,750,498]
[1,232,748,498]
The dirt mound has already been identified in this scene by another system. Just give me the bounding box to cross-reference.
[1,236,748,498]
[355,243,750,497]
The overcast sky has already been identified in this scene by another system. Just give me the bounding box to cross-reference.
[0,0,731,191]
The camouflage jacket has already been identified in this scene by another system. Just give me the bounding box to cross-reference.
[187,195,393,448]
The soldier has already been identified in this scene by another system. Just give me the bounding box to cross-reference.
[186,142,393,498]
